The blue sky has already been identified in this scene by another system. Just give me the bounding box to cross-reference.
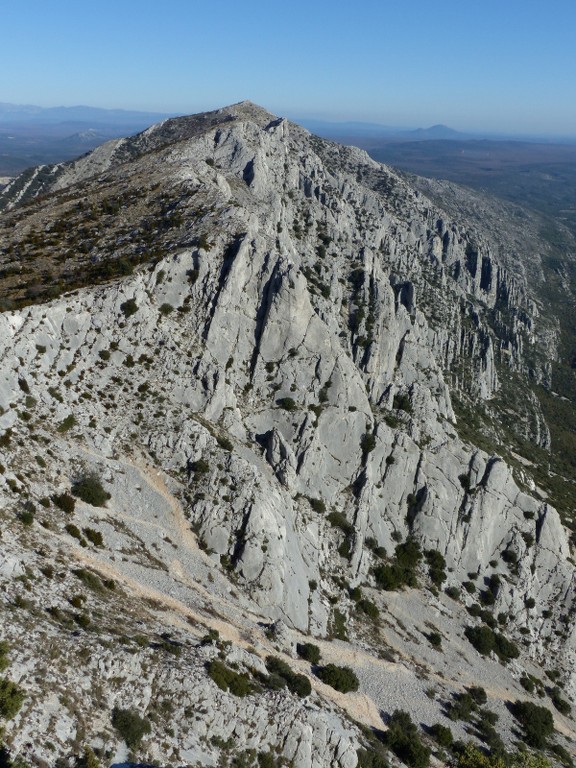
[3,0,576,136]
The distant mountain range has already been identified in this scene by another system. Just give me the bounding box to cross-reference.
[297,117,481,142]
[296,116,576,145]
[0,102,179,176]
[0,102,176,126]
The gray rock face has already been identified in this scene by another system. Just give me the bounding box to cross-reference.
[0,101,575,763]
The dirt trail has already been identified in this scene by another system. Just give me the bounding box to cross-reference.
[62,449,576,742]
[132,457,200,554]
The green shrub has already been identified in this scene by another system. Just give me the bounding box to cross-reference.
[159,303,174,316]
[19,508,34,526]
[0,678,24,720]
[361,432,376,456]
[356,748,389,768]
[72,473,110,507]
[206,659,253,697]
[330,608,348,641]
[373,537,421,590]
[111,706,151,749]
[550,687,571,715]
[52,493,75,513]
[120,298,138,318]
[265,656,311,697]
[315,664,359,693]
[216,435,233,451]
[83,528,104,547]
[190,458,210,474]
[327,511,353,534]
[551,743,574,768]
[76,746,100,768]
[464,624,518,662]
[466,686,487,706]
[425,549,447,586]
[429,722,453,748]
[357,599,379,620]
[73,568,104,592]
[0,642,9,673]
[0,744,31,768]
[308,497,326,513]
[447,692,476,722]
[277,397,297,411]
[520,675,535,693]
[493,632,519,661]
[296,642,321,664]
[511,699,554,749]
[65,523,83,541]
[57,414,76,433]
[385,710,430,768]
[393,393,412,413]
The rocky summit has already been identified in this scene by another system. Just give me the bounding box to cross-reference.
[0,101,575,767]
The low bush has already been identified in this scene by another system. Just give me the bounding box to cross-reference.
[466,686,487,706]
[357,598,379,620]
[307,497,326,513]
[83,528,104,546]
[425,549,447,586]
[447,692,476,722]
[265,656,311,697]
[327,511,353,534]
[464,624,519,662]
[73,568,104,592]
[206,659,253,697]
[429,722,453,748]
[190,458,210,474]
[511,699,554,749]
[52,492,76,513]
[0,678,24,720]
[57,414,76,433]
[111,706,151,749]
[72,473,110,507]
[550,687,571,715]
[385,710,430,768]
[120,298,138,318]
[0,642,9,672]
[315,664,359,693]
[520,675,535,693]
[296,642,321,664]
[551,743,574,768]
[361,432,376,456]
[373,537,421,591]
[356,748,389,768]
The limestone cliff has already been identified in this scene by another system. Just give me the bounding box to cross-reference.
[0,102,574,767]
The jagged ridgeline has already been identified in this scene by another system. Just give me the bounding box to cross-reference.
[0,102,575,766]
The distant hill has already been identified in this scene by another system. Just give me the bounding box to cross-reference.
[406,123,469,140]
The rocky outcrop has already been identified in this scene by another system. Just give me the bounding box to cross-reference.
[0,102,575,764]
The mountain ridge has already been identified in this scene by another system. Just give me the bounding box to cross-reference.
[0,102,575,767]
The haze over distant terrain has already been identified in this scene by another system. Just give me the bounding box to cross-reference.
[0,103,176,176]
[3,0,576,135]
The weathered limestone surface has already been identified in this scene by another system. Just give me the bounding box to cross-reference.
[0,102,575,764]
